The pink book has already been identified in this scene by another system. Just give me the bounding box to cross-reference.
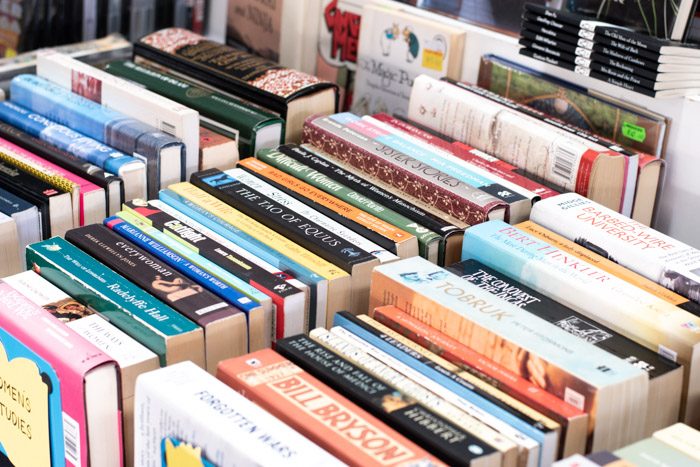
[0,280,123,467]
[0,136,106,225]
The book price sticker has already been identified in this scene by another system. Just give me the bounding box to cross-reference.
[564,387,586,411]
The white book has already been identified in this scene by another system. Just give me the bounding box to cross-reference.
[530,193,700,304]
[0,212,20,276]
[352,3,465,117]
[36,51,200,180]
[135,361,345,467]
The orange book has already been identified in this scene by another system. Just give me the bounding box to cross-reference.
[371,304,589,457]
[217,349,446,467]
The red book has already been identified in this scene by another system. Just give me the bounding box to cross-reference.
[217,348,446,467]
[371,304,590,458]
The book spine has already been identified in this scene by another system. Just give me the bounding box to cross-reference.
[229,165,398,263]
[278,143,460,235]
[65,224,241,326]
[190,170,373,273]
[252,149,441,260]
[159,186,326,330]
[275,334,497,466]
[371,304,586,420]
[374,114,559,199]
[303,115,498,225]
[0,159,57,237]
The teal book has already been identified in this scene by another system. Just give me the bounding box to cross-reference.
[369,255,649,452]
[0,327,64,467]
[26,237,204,367]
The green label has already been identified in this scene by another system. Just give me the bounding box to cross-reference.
[622,122,646,143]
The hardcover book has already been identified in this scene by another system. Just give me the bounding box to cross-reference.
[242,155,420,260]
[369,256,650,451]
[105,60,284,157]
[276,334,503,467]
[0,187,38,270]
[0,100,145,202]
[352,3,465,117]
[407,75,628,212]
[445,259,682,436]
[269,143,463,264]
[198,125,238,171]
[461,220,700,427]
[36,51,200,179]
[0,327,64,467]
[65,223,248,369]
[26,236,204,367]
[0,280,121,467]
[163,183,350,329]
[303,113,508,225]
[134,361,344,466]
[141,198,309,340]
[530,193,700,306]
[217,348,448,466]
[3,270,158,467]
[134,28,338,142]
[10,74,184,198]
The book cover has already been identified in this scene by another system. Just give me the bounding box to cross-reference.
[159,186,331,331]
[653,423,700,461]
[0,186,39,268]
[217,348,446,466]
[10,73,184,198]
[65,223,248,368]
[352,3,465,117]
[0,280,120,467]
[143,198,309,340]
[26,236,203,367]
[615,437,700,465]
[461,220,700,426]
[369,256,650,451]
[134,361,344,466]
[530,192,700,306]
[37,51,199,179]
[134,27,338,142]
[0,100,145,202]
[0,327,64,467]
[303,114,508,225]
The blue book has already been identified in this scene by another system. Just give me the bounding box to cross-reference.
[333,311,557,467]
[0,101,146,201]
[10,74,184,198]
[158,188,326,330]
[0,327,65,467]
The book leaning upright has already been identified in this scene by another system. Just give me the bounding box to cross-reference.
[530,192,700,305]
[368,256,649,452]
[37,51,200,179]
[134,361,344,466]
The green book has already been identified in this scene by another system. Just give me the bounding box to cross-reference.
[105,60,285,157]
[256,147,442,262]
[615,437,700,466]
[26,237,204,366]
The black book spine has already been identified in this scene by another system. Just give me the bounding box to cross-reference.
[521,29,580,54]
[594,27,664,54]
[65,223,241,326]
[236,163,398,255]
[523,21,584,46]
[277,144,459,236]
[591,44,662,71]
[122,200,302,300]
[445,259,679,379]
[589,57,661,82]
[521,38,577,60]
[336,311,551,432]
[0,159,56,237]
[276,334,493,467]
[190,169,375,273]
[523,11,582,34]
[0,122,124,208]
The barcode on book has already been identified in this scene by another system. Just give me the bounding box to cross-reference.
[63,411,81,466]
[551,141,579,187]
[160,120,177,136]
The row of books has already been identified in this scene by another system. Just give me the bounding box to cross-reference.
[520,4,700,98]
[555,423,700,465]
[3,185,700,465]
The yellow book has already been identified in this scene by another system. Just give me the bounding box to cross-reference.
[168,182,351,328]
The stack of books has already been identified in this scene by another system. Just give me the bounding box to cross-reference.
[555,423,700,465]
[520,4,700,98]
